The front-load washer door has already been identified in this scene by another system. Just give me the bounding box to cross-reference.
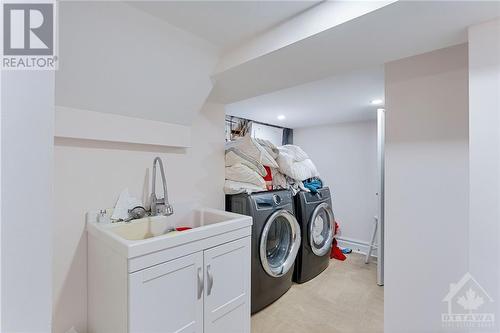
[309,203,335,256]
[260,209,301,278]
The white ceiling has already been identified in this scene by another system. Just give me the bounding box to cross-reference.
[210,0,500,103]
[226,66,384,128]
[61,1,499,129]
[127,1,319,52]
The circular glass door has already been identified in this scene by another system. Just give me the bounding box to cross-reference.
[309,203,334,256]
[260,210,301,278]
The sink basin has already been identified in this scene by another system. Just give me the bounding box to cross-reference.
[87,207,252,259]
[110,210,232,240]
[110,217,176,240]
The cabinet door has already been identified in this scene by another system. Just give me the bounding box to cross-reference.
[204,237,251,333]
[129,252,204,333]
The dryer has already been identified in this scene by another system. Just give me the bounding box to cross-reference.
[226,190,301,313]
[293,187,335,284]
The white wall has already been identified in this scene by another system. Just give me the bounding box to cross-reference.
[294,120,378,250]
[53,103,225,333]
[384,44,469,333]
[1,68,2,330]
[53,2,225,332]
[1,71,54,332]
[251,122,283,147]
[468,18,500,329]
[56,1,218,125]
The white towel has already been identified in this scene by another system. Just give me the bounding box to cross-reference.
[111,188,142,221]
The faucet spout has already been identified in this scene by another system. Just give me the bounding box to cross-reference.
[150,157,174,216]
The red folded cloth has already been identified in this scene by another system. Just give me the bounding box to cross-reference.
[330,238,346,261]
[330,220,346,260]
[263,166,273,190]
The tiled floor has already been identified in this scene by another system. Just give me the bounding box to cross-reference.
[251,253,383,333]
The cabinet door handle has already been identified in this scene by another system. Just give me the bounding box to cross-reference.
[207,264,214,296]
[197,267,204,299]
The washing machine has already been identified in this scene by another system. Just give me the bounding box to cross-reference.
[293,187,335,284]
[226,190,301,314]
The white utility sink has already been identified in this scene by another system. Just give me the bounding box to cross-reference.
[87,207,252,259]
[87,206,253,333]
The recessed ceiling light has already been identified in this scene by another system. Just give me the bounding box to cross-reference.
[371,99,383,105]
[277,115,286,120]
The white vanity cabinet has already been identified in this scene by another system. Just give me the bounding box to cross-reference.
[87,208,252,333]
[128,252,204,333]
[203,238,251,333]
[128,238,250,333]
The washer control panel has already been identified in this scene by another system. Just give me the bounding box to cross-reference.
[254,190,292,210]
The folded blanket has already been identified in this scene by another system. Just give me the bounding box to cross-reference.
[277,145,319,181]
[225,163,266,187]
[224,180,266,195]
[225,148,266,177]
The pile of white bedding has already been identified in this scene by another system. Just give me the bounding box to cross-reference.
[224,135,320,195]
[224,136,276,194]
[276,145,319,181]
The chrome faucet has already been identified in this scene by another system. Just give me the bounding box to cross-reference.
[150,157,174,216]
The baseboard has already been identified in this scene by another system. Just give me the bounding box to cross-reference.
[336,236,378,258]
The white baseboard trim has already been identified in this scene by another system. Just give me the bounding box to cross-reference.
[336,236,378,258]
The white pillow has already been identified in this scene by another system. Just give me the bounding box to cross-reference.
[225,163,266,187]
[277,145,319,181]
[225,148,266,177]
[278,145,310,162]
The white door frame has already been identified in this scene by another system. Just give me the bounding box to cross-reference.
[377,108,385,286]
